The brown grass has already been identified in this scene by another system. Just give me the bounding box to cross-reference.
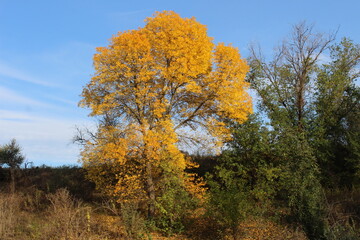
[236,217,307,240]
[1,186,360,239]
[324,188,360,239]
[41,188,92,240]
[0,193,20,240]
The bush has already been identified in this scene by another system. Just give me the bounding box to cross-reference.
[101,200,148,240]
[151,171,202,237]
[206,175,252,239]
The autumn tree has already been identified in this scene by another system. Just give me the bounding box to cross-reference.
[79,11,252,219]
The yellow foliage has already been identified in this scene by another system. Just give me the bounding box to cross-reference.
[79,11,252,206]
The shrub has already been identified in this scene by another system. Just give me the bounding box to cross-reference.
[103,200,148,240]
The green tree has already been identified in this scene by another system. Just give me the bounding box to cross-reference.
[207,115,283,238]
[0,139,25,193]
[248,23,334,239]
[314,38,360,186]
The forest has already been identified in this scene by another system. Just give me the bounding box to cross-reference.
[0,11,359,240]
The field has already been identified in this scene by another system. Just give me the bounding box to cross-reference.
[0,166,359,240]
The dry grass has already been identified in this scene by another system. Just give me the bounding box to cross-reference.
[0,189,144,240]
[324,188,360,239]
[236,217,307,240]
[0,193,20,239]
[1,187,360,239]
[186,214,307,240]
[41,188,92,240]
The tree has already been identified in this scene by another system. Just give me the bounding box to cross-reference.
[314,38,360,186]
[249,22,334,130]
[0,139,25,193]
[207,114,283,239]
[248,23,334,239]
[79,11,252,218]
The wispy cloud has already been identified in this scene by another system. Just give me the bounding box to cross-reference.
[0,61,58,87]
[0,109,93,166]
[0,110,34,122]
[0,86,53,108]
[44,94,79,106]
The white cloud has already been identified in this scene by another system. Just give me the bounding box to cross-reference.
[0,110,34,121]
[44,94,79,106]
[0,86,79,115]
[0,109,93,166]
[0,62,58,87]
[0,86,53,108]
[0,41,94,91]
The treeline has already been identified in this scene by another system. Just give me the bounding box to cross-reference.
[0,165,95,200]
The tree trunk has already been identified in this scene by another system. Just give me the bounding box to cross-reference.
[10,168,15,194]
[297,74,305,130]
[146,162,155,218]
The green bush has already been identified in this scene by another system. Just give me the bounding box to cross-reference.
[153,172,199,236]
[206,175,251,239]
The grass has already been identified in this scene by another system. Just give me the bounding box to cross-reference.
[0,188,308,240]
[0,193,19,239]
[1,166,360,239]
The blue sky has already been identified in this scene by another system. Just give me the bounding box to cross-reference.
[0,0,359,166]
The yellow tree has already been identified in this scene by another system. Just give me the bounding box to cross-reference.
[79,11,252,216]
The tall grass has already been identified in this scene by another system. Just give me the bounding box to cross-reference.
[0,194,20,239]
[42,188,92,240]
[324,188,360,239]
